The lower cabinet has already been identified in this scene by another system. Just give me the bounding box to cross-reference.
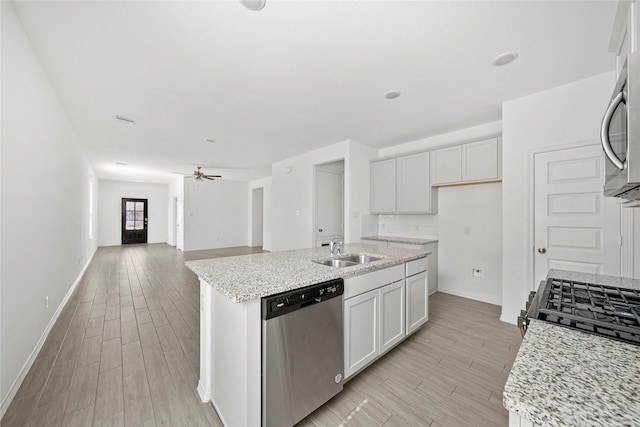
[343,280,405,379]
[406,271,428,334]
[343,289,379,378]
[344,259,428,380]
[380,280,406,353]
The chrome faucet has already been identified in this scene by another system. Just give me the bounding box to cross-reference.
[329,237,342,257]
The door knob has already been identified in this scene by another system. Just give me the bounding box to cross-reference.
[318,228,323,232]
[537,247,547,254]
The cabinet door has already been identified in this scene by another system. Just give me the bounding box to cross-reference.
[406,271,428,334]
[397,152,430,213]
[461,138,499,182]
[431,145,462,185]
[379,280,406,354]
[370,159,396,213]
[344,290,379,379]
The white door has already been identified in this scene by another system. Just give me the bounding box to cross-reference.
[176,193,184,251]
[534,144,621,287]
[379,280,405,354]
[315,169,343,244]
[343,290,379,379]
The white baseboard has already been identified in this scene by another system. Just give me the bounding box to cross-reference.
[0,248,97,420]
[197,381,211,403]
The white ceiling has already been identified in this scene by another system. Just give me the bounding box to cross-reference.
[12,0,618,183]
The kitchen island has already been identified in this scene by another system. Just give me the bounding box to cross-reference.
[186,243,429,427]
[503,270,640,427]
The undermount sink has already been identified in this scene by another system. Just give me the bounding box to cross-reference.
[312,253,384,268]
[339,254,383,264]
[313,259,358,268]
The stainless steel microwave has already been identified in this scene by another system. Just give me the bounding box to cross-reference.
[601,52,640,201]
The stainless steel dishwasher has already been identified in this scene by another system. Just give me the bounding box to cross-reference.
[262,278,344,427]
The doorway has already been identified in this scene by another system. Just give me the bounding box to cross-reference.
[532,144,621,287]
[314,160,344,247]
[252,187,264,248]
[122,198,148,244]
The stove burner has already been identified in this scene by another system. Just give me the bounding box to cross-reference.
[529,278,640,345]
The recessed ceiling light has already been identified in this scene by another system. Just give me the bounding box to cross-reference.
[115,115,135,125]
[492,51,518,66]
[239,0,265,11]
[384,90,401,100]
[115,162,127,166]
[205,138,216,143]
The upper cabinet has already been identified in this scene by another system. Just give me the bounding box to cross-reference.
[397,152,435,213]
[370,158,397,213]
[431,138,501,186]
[371,152,437,214]
[609,0,638,75]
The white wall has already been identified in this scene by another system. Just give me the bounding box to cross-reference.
[271,140,376,251]
[97,179,169,247]
[1,2,98,415]
[501,71,616,324]
[248,177,272,251]
[183,179,248,251]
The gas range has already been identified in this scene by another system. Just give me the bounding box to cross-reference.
[518,277,640,345]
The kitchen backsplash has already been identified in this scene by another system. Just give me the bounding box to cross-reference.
[361,214,439,239]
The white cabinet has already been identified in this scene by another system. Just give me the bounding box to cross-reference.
[461,138,499,182]
[343,259,428,379]
[406,271,428,334]
[431,138,500,186]
[370,159,396,213]
[431,145,461,185]
[397,152,436,213]
[370,152,437,214]
[343,279,405,378]
[380,280,406,354]
[344,290,379,378]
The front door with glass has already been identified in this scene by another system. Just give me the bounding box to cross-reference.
[122,198,148,244]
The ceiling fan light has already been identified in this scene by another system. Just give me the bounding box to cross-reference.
[239,0,265,11]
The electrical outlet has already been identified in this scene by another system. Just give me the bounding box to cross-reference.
[472,268,484,279]
[45,296,49,309]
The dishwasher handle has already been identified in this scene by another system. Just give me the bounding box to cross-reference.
[262,278,344,320]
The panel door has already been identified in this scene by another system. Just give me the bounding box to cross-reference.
[397,152,430,213]
[406,271,428,334]
[315,169,344,240]
[344,290,379,379]
[122,198,148,244]
[534,145,621,287]
[379,280,405,354]
[176,194,184,251]
[431,145,462,185]
[370,159,397,213]
[461,138,499,182]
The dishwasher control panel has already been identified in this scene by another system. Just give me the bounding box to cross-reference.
[262,278,344,320]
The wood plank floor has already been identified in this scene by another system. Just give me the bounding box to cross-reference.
[1,243,522,427]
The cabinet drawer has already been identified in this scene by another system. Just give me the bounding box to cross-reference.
[406,257,428,277]
[344,264,404,299]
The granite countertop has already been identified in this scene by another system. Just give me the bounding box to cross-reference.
[185,243,429,303]
[504,269,640,426]
[361,235,438,245]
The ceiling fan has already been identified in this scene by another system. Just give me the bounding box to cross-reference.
[175,166,222,181]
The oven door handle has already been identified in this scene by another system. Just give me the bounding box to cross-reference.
[600,90,627,170]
